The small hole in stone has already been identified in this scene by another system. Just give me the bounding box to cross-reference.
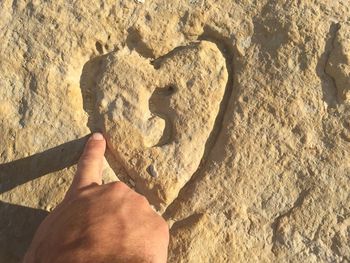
[95,41,103,54]
[167,85,176,93]
[148,84,176,147]
[154,85,176,96]
[145,13,151,21]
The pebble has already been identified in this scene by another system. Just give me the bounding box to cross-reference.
[147,164,158,178]
[130,157,138,166]
[57,177,65,185]
[45,205,53,212]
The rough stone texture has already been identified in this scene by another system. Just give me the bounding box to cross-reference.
[0,0,349,262]
[326,22,350,102]
[86,41,227,211]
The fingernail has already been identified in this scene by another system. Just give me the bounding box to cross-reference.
[90,133,104,141]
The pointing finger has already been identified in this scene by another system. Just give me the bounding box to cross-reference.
[67,133,106,197]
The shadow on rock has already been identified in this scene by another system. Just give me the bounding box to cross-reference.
[0,201,49,262]
[0,136,89,194]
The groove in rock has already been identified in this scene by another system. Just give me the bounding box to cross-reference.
[163,25,236,217]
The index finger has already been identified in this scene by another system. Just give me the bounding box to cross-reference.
[66,133,106,198]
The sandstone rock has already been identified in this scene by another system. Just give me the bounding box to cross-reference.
[326,22,350,103]
[91,41,227,211]
[0,1,349,262]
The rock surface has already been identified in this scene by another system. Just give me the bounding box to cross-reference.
[88,41,227,211]
[0,0,349,262]
[326,22,350,102]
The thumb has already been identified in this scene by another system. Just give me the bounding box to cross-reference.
[67,133,106,197]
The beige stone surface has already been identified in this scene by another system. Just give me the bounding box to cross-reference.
[326,22,350,102]
[87,41,227,211]
[0,0,349,262]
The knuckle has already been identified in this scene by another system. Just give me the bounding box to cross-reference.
[73,185,96,199]
[135,194,149,205]
[109,181,129,192]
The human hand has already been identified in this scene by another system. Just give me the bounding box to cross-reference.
[24,133,169,263]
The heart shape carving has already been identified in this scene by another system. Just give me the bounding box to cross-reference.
[92,41,227,211]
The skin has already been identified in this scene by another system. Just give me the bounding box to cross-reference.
[23,133,169,263]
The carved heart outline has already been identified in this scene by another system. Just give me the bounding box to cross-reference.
[83,41,228,211]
